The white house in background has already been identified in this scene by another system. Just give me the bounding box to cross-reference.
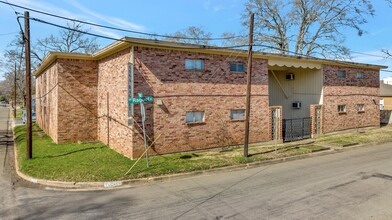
[382,77,392,85]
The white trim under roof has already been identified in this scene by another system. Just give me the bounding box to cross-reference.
[268,58,322,69]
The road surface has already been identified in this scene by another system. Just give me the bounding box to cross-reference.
[1,107,392,219]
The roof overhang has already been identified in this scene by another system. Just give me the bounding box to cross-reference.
[34,37,388,77]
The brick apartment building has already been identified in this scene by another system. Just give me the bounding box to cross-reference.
[34,37,386,159]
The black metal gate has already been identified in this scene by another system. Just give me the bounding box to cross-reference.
[282,117,311,142]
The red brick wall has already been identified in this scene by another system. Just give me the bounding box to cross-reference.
[56,59,98,143]
[131,47,270,157]
[310,104,322,136]
[322,65,380,133]
[97,48,134,158]
[269,106,282,141]
[36,62,59,142]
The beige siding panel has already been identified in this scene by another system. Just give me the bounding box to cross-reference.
[383,97,392,110]
[268,68,323,119]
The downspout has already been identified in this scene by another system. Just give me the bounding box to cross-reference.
[128,46,134,126]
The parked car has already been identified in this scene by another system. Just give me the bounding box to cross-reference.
[22,111,36,124]
[0,101,7,107]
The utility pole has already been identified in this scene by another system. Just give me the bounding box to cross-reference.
[14,63,17,118]
[244,13,254,157]
[24,11,32,160]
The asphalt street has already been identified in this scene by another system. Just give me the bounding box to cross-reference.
[1,106,392,219]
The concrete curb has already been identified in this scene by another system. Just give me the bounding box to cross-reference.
[12,139,335,191]
[9,111,385,191]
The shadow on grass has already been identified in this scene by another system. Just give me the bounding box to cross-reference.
[36,146,107,159]
[179,153,200,159]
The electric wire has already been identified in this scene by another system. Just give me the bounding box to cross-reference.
[5,0,390,66]
[27,15,392,74]
[0,31,19,36]
[23,16,253,51]
[0,0,244,41]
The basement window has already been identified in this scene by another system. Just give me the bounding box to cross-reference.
[337,70,346,78]
[230,109,245,120]
[186,111,205,123]
[185,59,204,71]
[230,62,245,72]
[338,105,346,113]
[356,104,365,112]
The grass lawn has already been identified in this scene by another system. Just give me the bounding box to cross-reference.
[14,124,329,182]
[16,123,392,182]
[15,108,23,119]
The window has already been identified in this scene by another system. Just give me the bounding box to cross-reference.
[185,59,204,70]
[356,104,365,112]
[186,111,205,123]
[356,72,364,79]
[230,62,245,72]
[338,105,346,113]
[230,109,245,120]
[337,70,346,78]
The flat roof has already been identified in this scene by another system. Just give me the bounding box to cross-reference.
[34,37,388,76]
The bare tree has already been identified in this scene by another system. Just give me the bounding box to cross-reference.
[165,26,213,45]
[34,22,100,61]
[242,0,375,58]
[0,35,28,104]
[0,22,100,105]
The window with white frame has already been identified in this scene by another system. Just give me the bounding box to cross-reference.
[356,104,365,112]
[337,70,346,78]
[356,72,364,79]
[185,59,204,71]
[186,111,205,123]
[230,62,245,72]
[230,109,245,120]
[338,105,346,113]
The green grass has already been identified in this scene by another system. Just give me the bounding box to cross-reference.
[300,145,329,151]
[17,124,392,182]
[15,124,133,181]
[15,108,23,119]
[315,125,392,146]
[15,124,331,182]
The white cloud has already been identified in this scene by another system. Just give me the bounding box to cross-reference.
[65,0,145,31]
[10,0,145,39]
[213,4,226,12]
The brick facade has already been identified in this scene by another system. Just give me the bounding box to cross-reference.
[36,59,98,143]
[35,39,384,159]
[97,48,134,158]
[322,65,380,133]
[36,62,59,142]
[310,104,322,137]
[135,47,269,156]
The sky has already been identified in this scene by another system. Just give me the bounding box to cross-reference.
[1,0,392,79]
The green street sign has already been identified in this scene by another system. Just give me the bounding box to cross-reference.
[128,92,154,104]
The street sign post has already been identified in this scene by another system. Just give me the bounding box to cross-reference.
[128,92,154,168]
[129,92,154,104]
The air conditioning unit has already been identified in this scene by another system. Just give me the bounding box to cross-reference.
[286,73,295,80]
[292,102,301,109]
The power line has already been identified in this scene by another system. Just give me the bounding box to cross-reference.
[0,0,244,41]
[3,0,24,36]
[21,16,251,51]
[0,31,19,36]
[350,51,389,59]
[15,14,389,72]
